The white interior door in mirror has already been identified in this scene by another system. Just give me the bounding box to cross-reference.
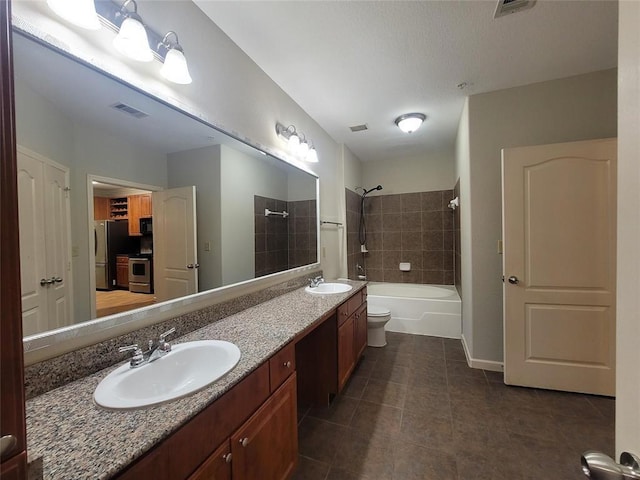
[153,186,198,302]
[17,147,73,336]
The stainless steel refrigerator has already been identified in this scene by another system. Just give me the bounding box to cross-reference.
[95,220,129,290]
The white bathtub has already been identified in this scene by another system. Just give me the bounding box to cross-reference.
[366,282,461,339]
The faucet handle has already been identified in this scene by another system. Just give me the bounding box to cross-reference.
[119,344,144,367]
[159,327,176,342]
[119,344,141,354]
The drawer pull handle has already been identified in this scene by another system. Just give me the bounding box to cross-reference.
[240,437,249,447]
[223,453,232,463]
[283,361,291,368]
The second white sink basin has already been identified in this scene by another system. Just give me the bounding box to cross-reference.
[94,340,241,410]
[305,283,353,295]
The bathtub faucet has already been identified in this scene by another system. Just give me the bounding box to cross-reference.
[309,276,324,288]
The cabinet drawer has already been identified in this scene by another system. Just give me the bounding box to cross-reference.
[337,290,365,326]
[269,342,295,392]
[116,255,129,264]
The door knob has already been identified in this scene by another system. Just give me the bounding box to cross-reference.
[186,264,194,269]
[0,435,17,459]
[239,437,249,447]
[54,277,63,283]
[223,453,232,463]
[508,276,519,285]
[40,278,55,286]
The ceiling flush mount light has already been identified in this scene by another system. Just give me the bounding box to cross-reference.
[395,113,427,134]
[159,31,192,85]
[47,0,101,30]
[113,0,153,62]
[276,123,319,163]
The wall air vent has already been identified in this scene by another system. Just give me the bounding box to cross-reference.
[349,124,368,132]
[494,0,536,18]
[110,102,149,119]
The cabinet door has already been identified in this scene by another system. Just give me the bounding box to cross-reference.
[354,304,368,361]
[231,374,298,480]
[337,315,355,391]
[140,194,152,217]
[116,264,129,288]
[189,441,231,480]
[93,197,110,220]
[128,195,141,235]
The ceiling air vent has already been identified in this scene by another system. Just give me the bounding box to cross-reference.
[494,0,535,18]
[349,124,368,132]
[110,102,149,119]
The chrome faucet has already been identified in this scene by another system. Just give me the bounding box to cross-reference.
[309,275,325,288]
[119,327,176,368]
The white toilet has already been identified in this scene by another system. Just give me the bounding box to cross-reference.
[367,305,392,347]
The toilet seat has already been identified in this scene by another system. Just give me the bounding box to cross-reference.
[367,305,390,317]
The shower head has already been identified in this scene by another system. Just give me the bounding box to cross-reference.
[362,185,383,197]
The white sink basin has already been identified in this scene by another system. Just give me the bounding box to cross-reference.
[305,283,353,295]
[94,340,241,410]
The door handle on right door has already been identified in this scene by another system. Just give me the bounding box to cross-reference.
[581,451,640,479]
[508,276,519,284]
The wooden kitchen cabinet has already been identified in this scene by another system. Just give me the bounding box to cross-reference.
[116,255,129,289]
[128,194,152,236]
[93,196,110,220]
[354,304,368,361]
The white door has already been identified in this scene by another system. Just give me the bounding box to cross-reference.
[502,138,616,396]
[17,147,72,335]
[153,186,198,302]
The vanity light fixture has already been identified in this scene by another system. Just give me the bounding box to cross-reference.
[394,113,426,133]
[47,0,101,30]
[113,0,153,62]
[158,31,193,85]
[276,123,319,163]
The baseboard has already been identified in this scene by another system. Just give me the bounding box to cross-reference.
[460,334,504,372]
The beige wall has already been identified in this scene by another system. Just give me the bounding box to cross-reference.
[462,69,617,366]
[362,151,455,196]
[616,0,640,457]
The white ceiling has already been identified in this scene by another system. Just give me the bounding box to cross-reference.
[194,0,618,163]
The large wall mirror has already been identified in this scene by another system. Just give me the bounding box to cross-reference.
[14,30,319,346]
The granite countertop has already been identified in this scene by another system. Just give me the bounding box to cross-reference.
[26,281,365,480]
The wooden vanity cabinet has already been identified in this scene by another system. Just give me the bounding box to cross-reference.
[188,440,232,480]
[337,288,368,392]
[230,374,297,480]
[118,342,298,480]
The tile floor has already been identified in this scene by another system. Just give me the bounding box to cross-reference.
[292,332,614,480]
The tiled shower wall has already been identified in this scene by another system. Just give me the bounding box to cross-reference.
[254,196,317,278]
[346,188,455,284]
